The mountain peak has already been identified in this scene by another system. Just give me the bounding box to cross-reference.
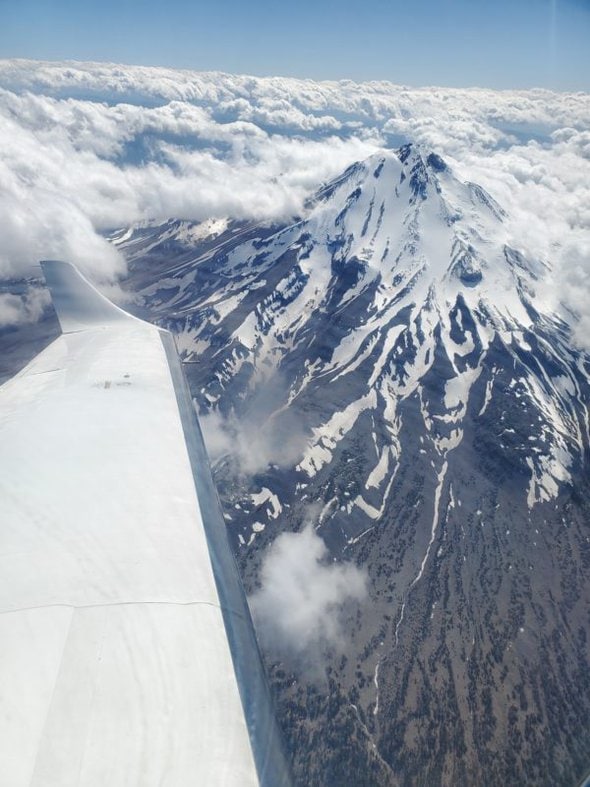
[307,145,532,313]
[115,146,576,520]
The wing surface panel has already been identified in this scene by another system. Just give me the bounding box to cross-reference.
[0,262,289,786]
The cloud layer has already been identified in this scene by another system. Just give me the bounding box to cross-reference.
[0,58,589,337]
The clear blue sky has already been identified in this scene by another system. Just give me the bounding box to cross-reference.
[0,0,588,91]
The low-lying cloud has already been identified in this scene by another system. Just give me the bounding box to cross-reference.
[199,366,312,474]
[0,286,51,327]
[0,76,380,286]
[0,58,589,340]
[249,524,367,658]
[201,403,309,475]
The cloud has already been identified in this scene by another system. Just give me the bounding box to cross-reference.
[560,237,590,347]
[249,523,367,659]
[0,286,51,328]
[3,60,589,134]
[200,376,309,475]
[0,80,380,283]
[0,58,588,343]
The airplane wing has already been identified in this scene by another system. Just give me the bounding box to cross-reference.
[0,261,291,786]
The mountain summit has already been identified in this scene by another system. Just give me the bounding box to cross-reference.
[115,145,590,786]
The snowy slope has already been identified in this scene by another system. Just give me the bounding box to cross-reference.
[119,145,587,518]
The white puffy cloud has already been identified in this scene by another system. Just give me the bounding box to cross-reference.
[0,287,50,327]
[0,78,380,287]
[3,60,589,134]
[249,524,367,658]
[0,58,588,340]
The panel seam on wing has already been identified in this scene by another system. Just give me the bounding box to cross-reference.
[0,600,248,619]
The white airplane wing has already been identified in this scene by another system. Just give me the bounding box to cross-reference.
[0,261,290,786]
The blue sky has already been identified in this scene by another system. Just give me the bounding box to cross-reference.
[0,0,589,90]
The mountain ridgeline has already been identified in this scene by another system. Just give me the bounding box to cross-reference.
[115,145,590,786]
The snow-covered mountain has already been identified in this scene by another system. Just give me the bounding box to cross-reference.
[113,145,590,786]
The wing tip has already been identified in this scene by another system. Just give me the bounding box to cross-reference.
[41,260,135,333]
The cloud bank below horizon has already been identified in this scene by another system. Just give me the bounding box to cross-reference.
[0,58,589,337]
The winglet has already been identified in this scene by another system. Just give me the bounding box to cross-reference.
[40,260,136,334]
